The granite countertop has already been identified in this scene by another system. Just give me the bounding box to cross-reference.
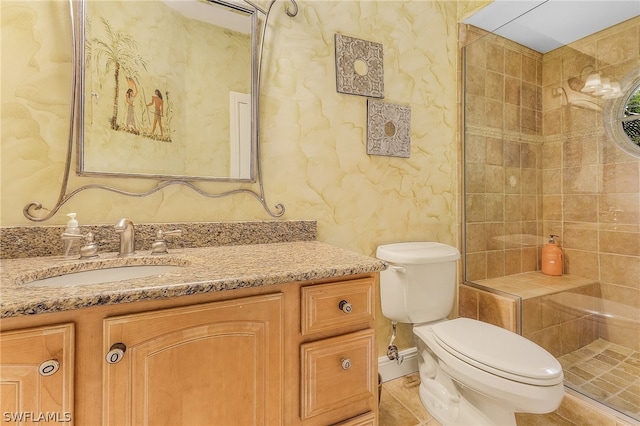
[0,241,386,319]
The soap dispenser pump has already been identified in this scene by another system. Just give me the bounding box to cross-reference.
[541,234,563,276]
[63,213,82,258]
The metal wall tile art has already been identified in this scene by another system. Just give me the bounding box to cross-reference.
[367,99,411,158]
[335,34,384,98]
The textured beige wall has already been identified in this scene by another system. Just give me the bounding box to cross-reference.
[2,0,489,355]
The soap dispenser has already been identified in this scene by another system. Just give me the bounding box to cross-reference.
[541,234,563,276]
[63,213,82,258]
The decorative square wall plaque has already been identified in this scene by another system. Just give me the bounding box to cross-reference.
[367,99,411,158]
[335,34,384,98]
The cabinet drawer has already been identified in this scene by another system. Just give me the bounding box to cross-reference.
[301,278,374,336]
[334,411,376,426]
[300,329,375,422]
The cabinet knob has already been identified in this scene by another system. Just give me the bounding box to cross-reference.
[340,358,351,370]
[106,342,127,364]
[338,300,353,314]
[38,359,59,376]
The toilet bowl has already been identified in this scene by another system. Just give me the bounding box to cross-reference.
[377,242,564,426]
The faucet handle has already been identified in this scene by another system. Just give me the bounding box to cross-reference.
[80,232,99,259]
[61,232,99,259]
[151,229,183,255]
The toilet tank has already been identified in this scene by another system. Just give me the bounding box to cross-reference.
[377,242,460,324]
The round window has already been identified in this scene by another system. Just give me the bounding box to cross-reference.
[604,69,640,159]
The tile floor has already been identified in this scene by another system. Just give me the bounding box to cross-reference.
[379,373,576,426]
[558,339,640,421]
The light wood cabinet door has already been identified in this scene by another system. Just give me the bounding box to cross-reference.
[103,293,283,426]
[0,323,74,424]
[300,329,376,425]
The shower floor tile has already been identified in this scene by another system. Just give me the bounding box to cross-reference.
[558,339,640,421]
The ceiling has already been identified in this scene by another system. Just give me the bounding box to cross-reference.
[463,0,640,53]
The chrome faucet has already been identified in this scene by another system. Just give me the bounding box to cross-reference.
[115,218,135,257]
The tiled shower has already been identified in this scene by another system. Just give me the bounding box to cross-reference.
[462,17,640,423]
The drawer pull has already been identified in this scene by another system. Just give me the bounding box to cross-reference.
[340,357,352,370]
[38,359,59,376]
[106,342,127,364]
[338,300,353,314]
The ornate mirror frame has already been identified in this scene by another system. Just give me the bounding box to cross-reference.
[604,68,640,159]
[23,0,297,222]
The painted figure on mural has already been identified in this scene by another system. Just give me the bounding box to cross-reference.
[147,89,164,137]
[125,77,138,133]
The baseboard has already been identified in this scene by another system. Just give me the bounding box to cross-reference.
[378,346,419,383]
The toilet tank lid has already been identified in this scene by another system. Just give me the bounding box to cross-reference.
[376,242,460,264]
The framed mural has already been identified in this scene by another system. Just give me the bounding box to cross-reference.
[80,0,256,180]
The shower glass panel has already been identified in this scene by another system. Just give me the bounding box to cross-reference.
[462,12,640,423]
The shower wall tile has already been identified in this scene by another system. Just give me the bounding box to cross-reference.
[563,136,598,168]
[522,54,539,85]
[458,284,518,332]
[564,249,599,280]
[504,76,521,105]
[563,195,599,222]
[522,169,538,194]
[599,254,640,290]
[542,169,563,194]
[466,65,486,96]
[485,166,505,192]
[596,26,639,65]
[465,134,486,163]
[598,194,639,224]
[504,48,522,78]
[486,251,506,278]
[543,109,562,136]
[563,166,599,194]
[485,71,504,100]
[542,141,562,169]
[485,137,504,165]
[466,252,487,281]
[599,231,640,257]
[478,290,517,331]
[486,195,505,221]
[486,43,504,73]
[465,21,638,355]
[602,162,639,194]
[522,247,538,272]
[563,222,599,252]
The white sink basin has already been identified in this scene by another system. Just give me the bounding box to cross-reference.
[25,265,184,287]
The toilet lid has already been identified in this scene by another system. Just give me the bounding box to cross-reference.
[431,318,562,383]
[376,242,460,264]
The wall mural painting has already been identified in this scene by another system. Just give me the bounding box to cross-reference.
[82,1,252,179]
[89,17,173,143]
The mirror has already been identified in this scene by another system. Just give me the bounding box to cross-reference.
[23,0,298,221]
[81,0,256,181]
[604,70,640,159]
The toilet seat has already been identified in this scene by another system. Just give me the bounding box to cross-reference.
[418,318,562,386]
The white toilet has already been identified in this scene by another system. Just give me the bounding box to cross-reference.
[377,242,564,426]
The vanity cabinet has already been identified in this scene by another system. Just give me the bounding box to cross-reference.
[300,278,377,425]
[0,323,74,423]
[0,274,378,425]
[103,294,283,425]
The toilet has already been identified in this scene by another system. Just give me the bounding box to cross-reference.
[377,242,564,426]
